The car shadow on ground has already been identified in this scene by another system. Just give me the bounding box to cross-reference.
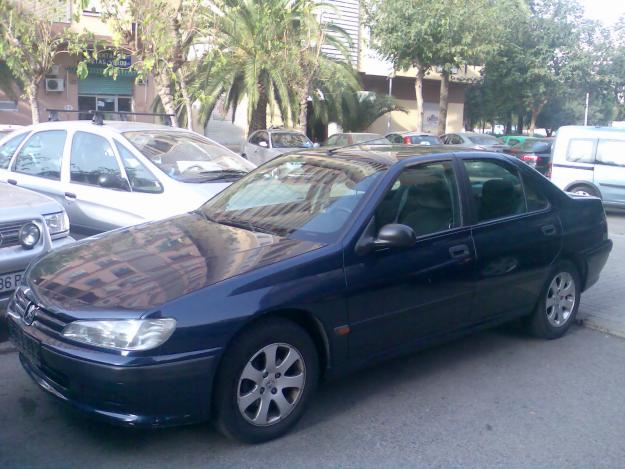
[41,321,556,453]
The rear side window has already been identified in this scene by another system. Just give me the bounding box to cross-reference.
[566,139,595,163]
[14,130,66,180]
[523,175,550,212]
[0,132,27,168]
[115,142,163,193]
[463,160,525,222]
[596,140,625,167]
[70,132,122,186]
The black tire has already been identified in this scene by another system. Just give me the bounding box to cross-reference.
[527,260,581,339]
[568,184,600,198]
[213,318,319,443]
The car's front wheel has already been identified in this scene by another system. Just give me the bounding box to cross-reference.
[528,260,581,339]
[213,318,319,443]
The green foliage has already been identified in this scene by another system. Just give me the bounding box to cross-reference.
[339,91,406,132]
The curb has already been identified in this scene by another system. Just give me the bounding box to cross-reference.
[576,317,625,340]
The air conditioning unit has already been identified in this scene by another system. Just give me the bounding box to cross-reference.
[45,78,64,92]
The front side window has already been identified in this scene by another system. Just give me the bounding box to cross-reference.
[387,134,402,144]
[0,132,27,168]
[70,131,122,186]
[566,139,595,163]
[270,132,313,149]
[464,160,525,222]
[596,139,625,167]
[375,161,460,237]
[14,130,66,180]
[523,174,550,212]
[201,155,385,242]
[124,130,255,182]
[115,142,163,193]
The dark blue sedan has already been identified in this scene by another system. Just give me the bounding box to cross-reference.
[7,146,612,443]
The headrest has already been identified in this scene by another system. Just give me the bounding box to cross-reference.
[482,179,514,200]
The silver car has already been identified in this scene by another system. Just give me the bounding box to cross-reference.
[441,132,510,152]
[0,121,255,236]
[241,128,314,165]
[0,183,73,311]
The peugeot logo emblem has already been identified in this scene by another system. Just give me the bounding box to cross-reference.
[23,303,38,325]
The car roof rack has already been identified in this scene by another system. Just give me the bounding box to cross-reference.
[46,109,175,126]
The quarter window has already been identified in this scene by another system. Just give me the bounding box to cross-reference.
[375,161,460,237]
[596,140,625,167]
[463,160,525,222]
[0,132,27,169]
[14,130,66,180]
[115,142,162,193]
[70,131,122,186]
[523,175,550,212]
[566,139,595,163]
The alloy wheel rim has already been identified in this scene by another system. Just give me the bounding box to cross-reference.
[546,272,576,327]
[237,343,306,426]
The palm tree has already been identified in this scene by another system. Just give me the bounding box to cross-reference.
[339,91,406,132]
[196,0,359,134]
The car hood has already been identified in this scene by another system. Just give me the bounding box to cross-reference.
[184,181,232,200]
[27,212,324,312]
[0,183,62,217]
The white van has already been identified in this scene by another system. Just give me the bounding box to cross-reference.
[551,125,625,207]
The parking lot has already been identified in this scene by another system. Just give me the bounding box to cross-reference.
[0,213,624,468]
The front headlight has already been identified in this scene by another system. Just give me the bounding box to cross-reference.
[62,318,177,351]
[44,211,70,237]
[19,222,40,249]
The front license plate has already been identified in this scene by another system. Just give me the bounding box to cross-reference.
[0,271,23,294]
[9,321,41,368]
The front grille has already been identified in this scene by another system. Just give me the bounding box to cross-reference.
[13,288,71,337]
[0,219,31,249]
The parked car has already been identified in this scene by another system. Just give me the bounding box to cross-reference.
[504,137,554,176]
[241,128,314,165]
[442,132,510,152]
[0,125,22,139]
[0,121,255,236]
[323,132,390,146]
[8,147,611,443]
[499,135,534,147]
[550,126,625,206]
[385,131,442,146]
[0,183,73,312]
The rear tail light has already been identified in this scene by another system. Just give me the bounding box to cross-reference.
[546,162,552,178]
[403,136,412,144]
[520,154,538,167]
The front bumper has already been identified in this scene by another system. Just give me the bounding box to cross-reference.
[7,311,219,427]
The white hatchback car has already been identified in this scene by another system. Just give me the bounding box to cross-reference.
[0,121,255,235]
[241,128,314,166]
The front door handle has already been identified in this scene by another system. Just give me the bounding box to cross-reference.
[64,192,77,199]
[7,178,17,185]
[449,244,471,259]
[541,224,556,236]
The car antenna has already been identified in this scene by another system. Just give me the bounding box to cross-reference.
[327,137,390,155]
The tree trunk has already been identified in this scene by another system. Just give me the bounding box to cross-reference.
[505,112,512,135]
[528,103,545,136]
[27,81,40,124]
[517,112,524,135]
[437,71,450,135]
[155,72,179,127]
[177,69,193,131]
[248,87,268,134]
[414,62,425,132]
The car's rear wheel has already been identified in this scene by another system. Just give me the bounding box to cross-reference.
[213,318,319,443]
[528,260,581,339]
[569,184,600,198]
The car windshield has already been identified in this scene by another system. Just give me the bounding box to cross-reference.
[200,154,385,242]
[519,139,552,153]
[409,135,442,145]
[271,132,313,149]
[124,130,255,182]
[468,135,501,145]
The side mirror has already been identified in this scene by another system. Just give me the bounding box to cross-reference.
[258,141,268,148]
[373,223,417,250]
[98,173,130,191]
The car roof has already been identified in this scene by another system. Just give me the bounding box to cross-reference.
[12,120,184,135]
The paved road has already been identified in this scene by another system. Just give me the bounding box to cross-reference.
[1,326,625,468]
[606,210,625,235]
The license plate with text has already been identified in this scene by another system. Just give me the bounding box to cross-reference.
[0,271,22,294]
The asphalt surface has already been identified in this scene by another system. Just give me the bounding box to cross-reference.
[1,325,625,468]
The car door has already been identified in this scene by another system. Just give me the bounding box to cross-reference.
[64,130,135,235]
[344,159,476,359]
[247,131,270,166]
[461,157,561,323]
[8,129,68,207]
[593,139,625,205]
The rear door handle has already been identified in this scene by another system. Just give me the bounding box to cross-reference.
[449,244,471,259]
[64,192,77,199]
[541,224,556,236]
[7,178,17,185]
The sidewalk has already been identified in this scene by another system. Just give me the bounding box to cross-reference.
[577,233,625,338]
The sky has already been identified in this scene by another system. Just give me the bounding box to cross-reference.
[580,0,625,26]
